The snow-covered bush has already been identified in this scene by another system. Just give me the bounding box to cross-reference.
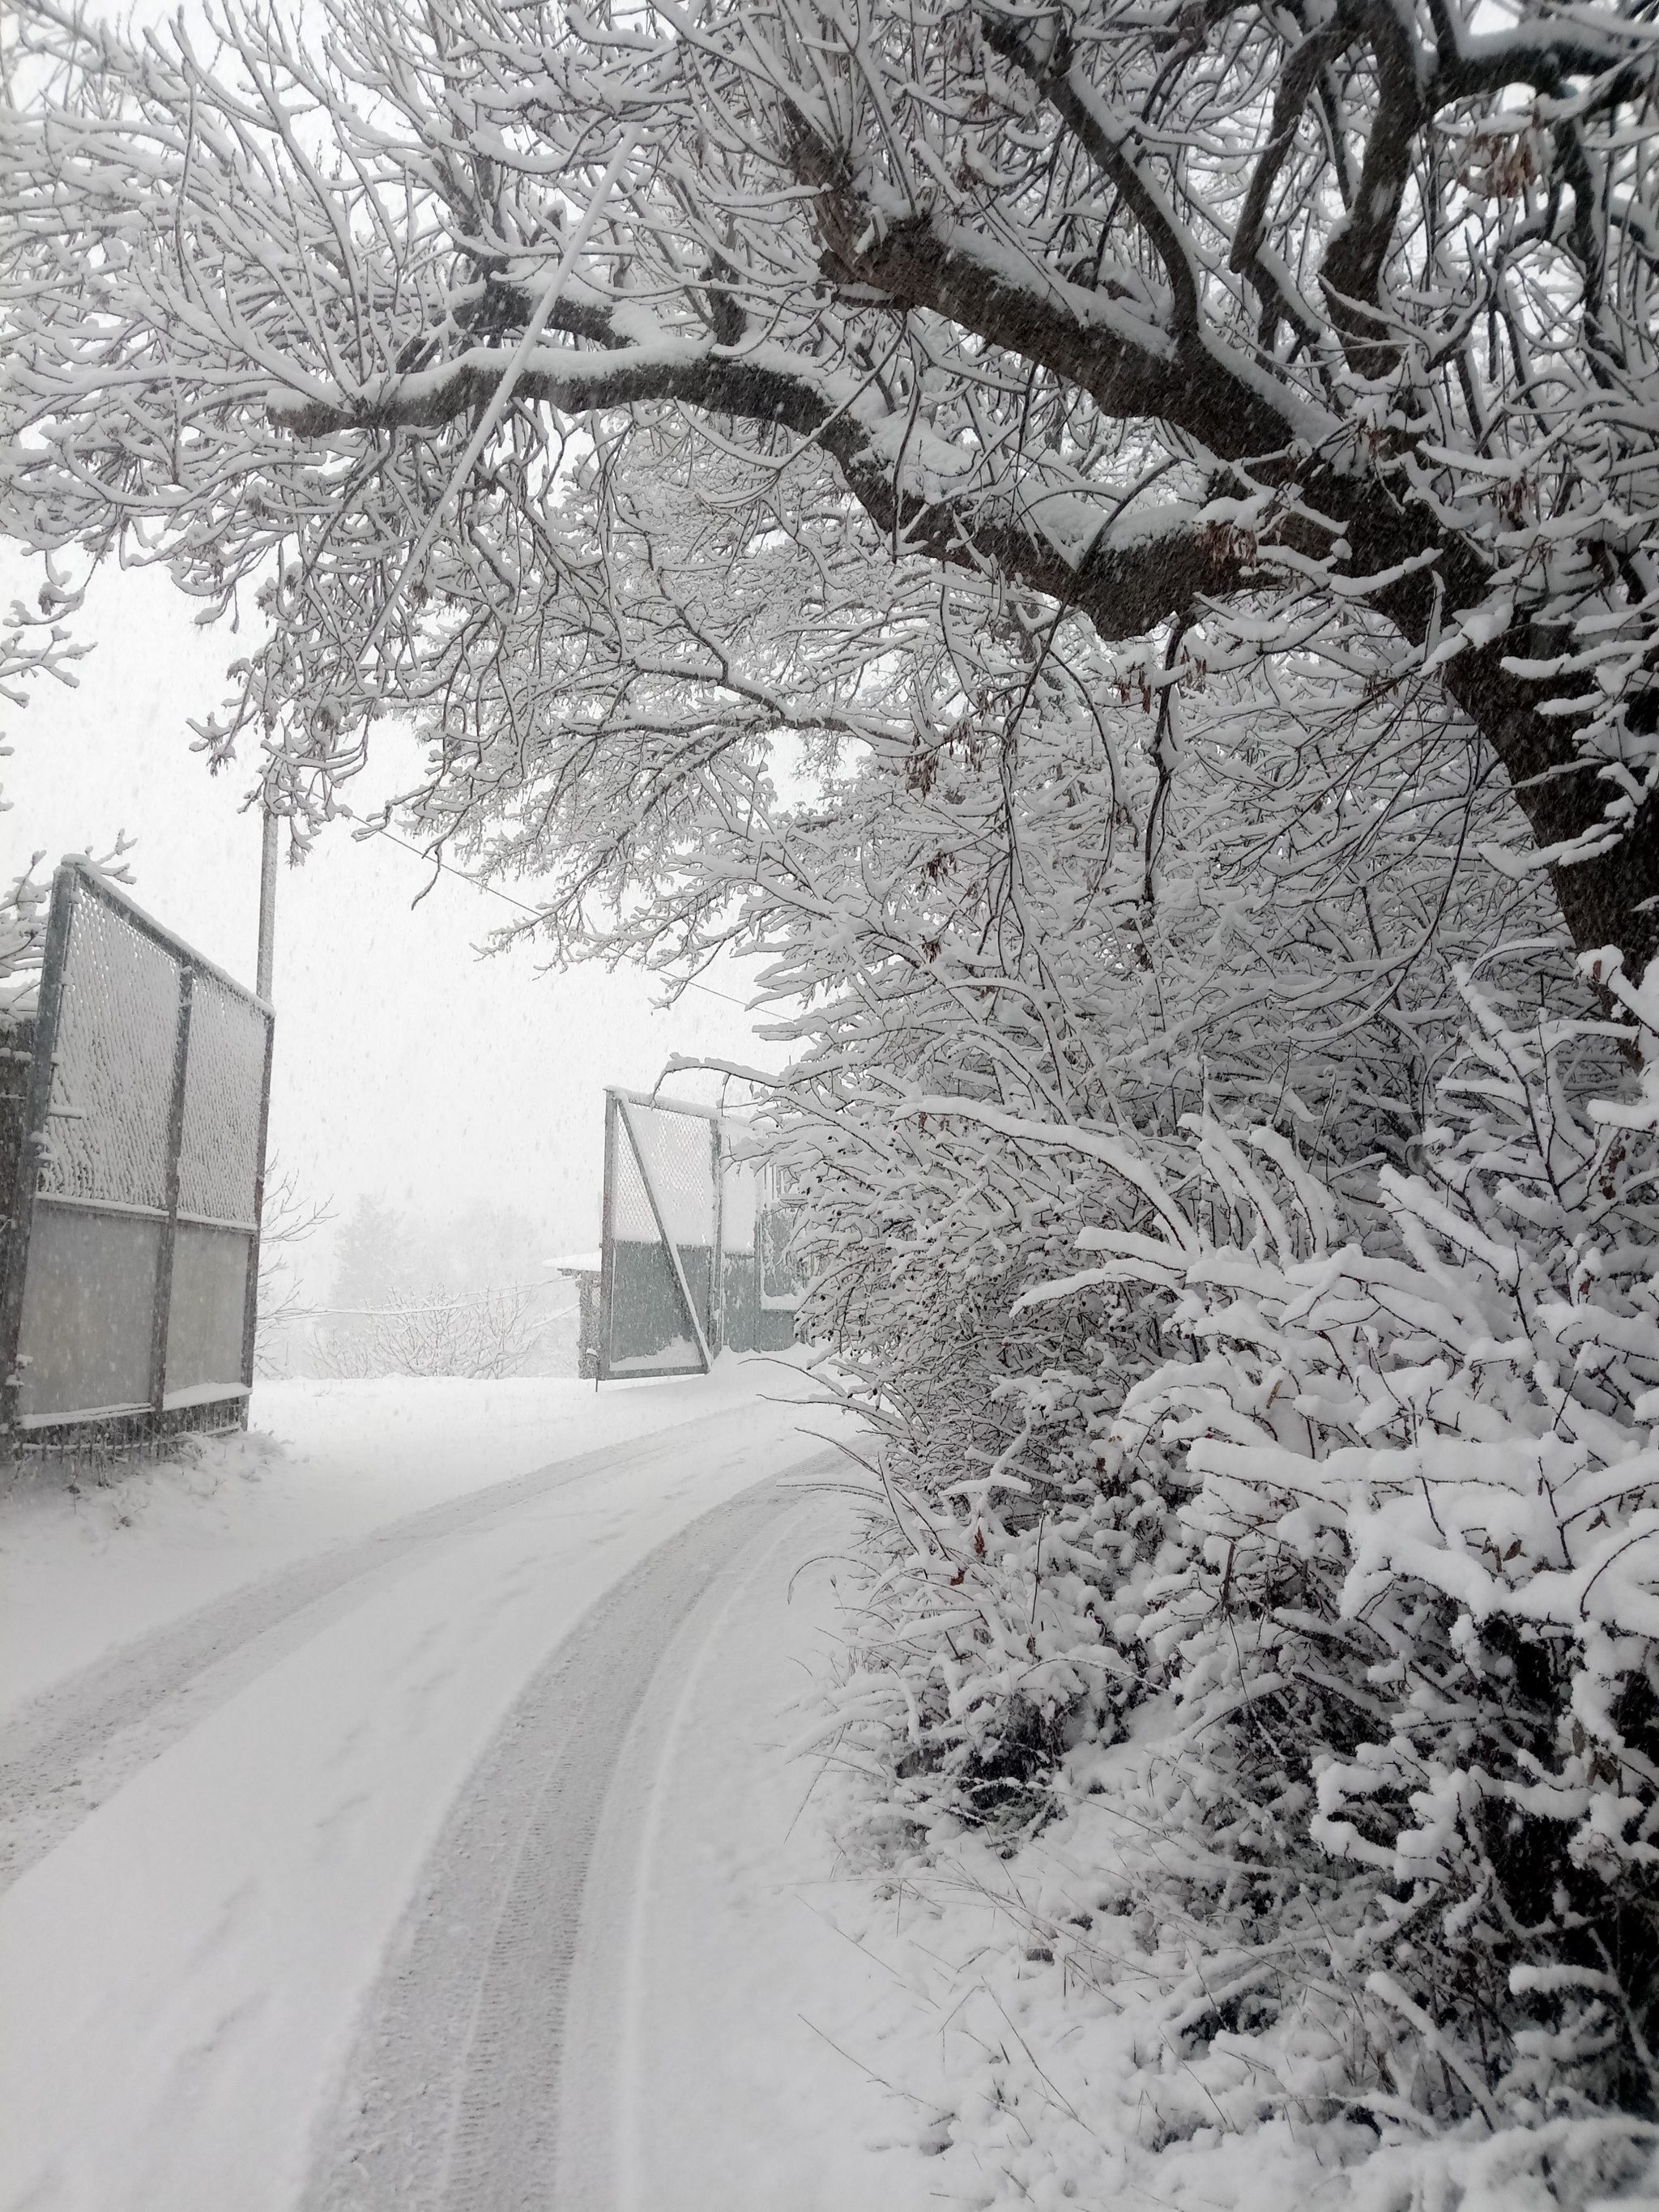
[316,1282,552,1380]
[728,552,1565,1836]
[1107,959,1659,2120]
[0,853,50,1029]
[821,952,1659,2143]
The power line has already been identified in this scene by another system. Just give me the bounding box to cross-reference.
[359,820,755,1009]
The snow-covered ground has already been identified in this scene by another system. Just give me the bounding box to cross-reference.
[557,1487,951,2212]
[0,1361,817,1712]
[0,1361,960,2212]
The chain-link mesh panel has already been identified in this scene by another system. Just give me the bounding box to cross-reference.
[720,1156,757,1254]
[178,974,268,1225]
[624,1104,715,1247]
[609,1116,659,1242]
[602,1097,716,1375]
[41,892,181,1211]
[760,1202,800,1306]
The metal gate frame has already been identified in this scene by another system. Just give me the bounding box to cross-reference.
[0,860,275,1443]
[596,1086,799,1383]
[599,1088,718,1382]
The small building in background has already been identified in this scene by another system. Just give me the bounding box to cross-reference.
[550,1252,603,1380]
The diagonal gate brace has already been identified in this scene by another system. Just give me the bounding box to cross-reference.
[617,1097,713,1374]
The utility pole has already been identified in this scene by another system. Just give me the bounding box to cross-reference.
[256,806,278,1002]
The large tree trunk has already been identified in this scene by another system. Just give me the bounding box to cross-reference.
[1350,501,1659,982]
[1444,647,1659,981]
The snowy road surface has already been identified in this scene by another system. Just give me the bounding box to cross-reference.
[0,1406,804,1893]
[0,1377,943,2212]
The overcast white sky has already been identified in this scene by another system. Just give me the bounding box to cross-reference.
[2,550,781,1287]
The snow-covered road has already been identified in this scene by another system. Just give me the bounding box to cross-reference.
[305,1477,804,2211]
[0,1405,809,1894]
[0,1375,945,2212]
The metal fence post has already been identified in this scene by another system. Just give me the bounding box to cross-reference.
[149,963,194,1413]
[597,1089,618,1385]
[238,1000,276,1419]
[710,1115,724,1356]
[0,867,76,1439]
[256,807,279,1004]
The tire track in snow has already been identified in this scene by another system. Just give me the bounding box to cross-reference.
[301,1471,827,2212]
[0,1401,802,1893]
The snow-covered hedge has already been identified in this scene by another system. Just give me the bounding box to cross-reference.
[824,955,1659,2137]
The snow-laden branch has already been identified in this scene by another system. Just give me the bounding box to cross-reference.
[4,0,1659,969]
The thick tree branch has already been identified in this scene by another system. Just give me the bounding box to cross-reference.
[8,0,1659,981]
[1230,23,1348,344]
[972,15,1316,458]
[1316,1,1424,375]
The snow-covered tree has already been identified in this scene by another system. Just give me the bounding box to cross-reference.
[3,0,1659,970]
[0,590,89,1021]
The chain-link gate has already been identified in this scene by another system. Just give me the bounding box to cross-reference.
[598,1089,798,1380]
[0,861,274,1442]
